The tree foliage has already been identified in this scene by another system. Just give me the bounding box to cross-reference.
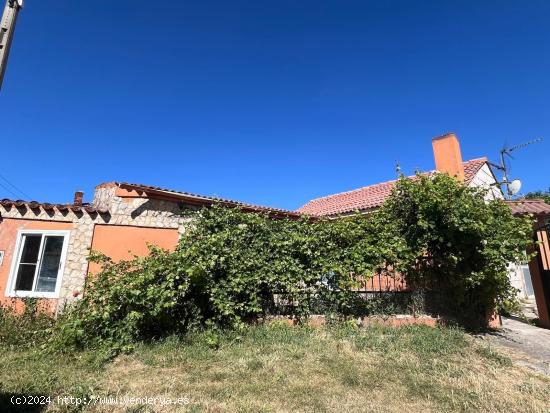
[51,248,193,352]
[378,174,534,324]
[525,188,550,204]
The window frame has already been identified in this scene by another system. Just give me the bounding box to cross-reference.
[6,229,71,299]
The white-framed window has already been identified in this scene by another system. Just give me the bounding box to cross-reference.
[6,230,70,298]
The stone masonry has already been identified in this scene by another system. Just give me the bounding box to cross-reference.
[0,183,192,312]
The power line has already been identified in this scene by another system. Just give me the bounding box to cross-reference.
[0,173,32,199]
[0,180,22,199]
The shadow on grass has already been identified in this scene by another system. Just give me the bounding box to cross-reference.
[0,392,48,413]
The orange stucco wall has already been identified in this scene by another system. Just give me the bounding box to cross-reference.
[0,218,73,313]
[88,224,179,275]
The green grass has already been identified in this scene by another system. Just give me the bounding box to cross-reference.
[1,324,549,412]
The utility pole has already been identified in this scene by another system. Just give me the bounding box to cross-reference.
[0,0,23,91]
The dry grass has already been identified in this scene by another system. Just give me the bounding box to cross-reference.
[1,324,549,412]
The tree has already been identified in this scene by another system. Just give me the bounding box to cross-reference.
[525,188,550,204]
[378,173,534,325]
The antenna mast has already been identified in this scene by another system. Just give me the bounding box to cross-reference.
[489,138,543,198]
[0,0,23,91]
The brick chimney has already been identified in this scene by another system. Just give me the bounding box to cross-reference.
[432,133,465,181]
[73,191,84,206]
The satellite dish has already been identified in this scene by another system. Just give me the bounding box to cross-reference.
[507,179,522,196]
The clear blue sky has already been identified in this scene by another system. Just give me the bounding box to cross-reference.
[1,0,548,209]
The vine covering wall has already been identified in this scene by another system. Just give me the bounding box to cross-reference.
[51,174,534,350]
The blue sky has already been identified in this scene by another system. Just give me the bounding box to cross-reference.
[0,0,548,209]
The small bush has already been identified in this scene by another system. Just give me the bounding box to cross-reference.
[49,247,194,352]
[498,298,523,317]
[0,298,54,349]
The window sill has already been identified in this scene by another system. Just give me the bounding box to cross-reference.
[6,291,59,299]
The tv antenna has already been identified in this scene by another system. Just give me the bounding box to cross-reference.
[488,138,543,198]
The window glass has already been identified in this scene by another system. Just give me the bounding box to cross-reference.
[19,235,41,264]
[15,263,36,291]
[14,235,41,291]
[35,236,64,292]
[12,233,66,295]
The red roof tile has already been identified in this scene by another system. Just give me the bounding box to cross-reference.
[114,182,302,218]
[463,157,489,184]
[297,158,489,217]
[0,199,108,214]
[507,199,550,216]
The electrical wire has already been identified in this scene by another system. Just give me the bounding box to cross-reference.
[0,173,32,199]
[0,180,22,199]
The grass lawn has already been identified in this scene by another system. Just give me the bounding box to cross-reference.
[0,323,548,412]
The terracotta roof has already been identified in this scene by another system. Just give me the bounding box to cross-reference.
[0,199,108,214]
[297,158,489,217]
[507,199,550,216]
[463,157,489,184]
[113,182,302,218]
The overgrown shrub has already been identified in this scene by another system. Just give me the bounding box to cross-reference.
[49,173,534,350]
[50,208,374,350]
[50,247,194,352]
[175,206,379,325]
[378,173,534,325]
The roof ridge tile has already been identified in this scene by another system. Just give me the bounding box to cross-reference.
[298,157,489,216]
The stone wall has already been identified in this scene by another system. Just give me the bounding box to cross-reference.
[0,206,104,311]
[0,184,194,312]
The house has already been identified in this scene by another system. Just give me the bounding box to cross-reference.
[0,133,549,326]
[297,133,550,327]
[0,182,298,314]
[298,133,502,217]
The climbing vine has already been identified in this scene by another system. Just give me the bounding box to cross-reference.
[51,173,534,350]
[379,173,534,324]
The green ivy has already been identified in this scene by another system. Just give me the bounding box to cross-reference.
[50,173,534,350]
[378,173,534,325]
[50,247,194,352]
[175,206,371,326]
